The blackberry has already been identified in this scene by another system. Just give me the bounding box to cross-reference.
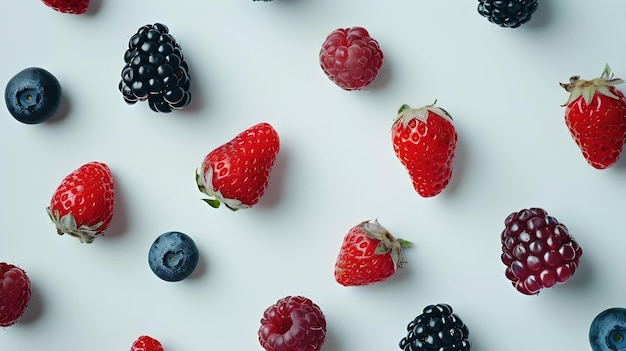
[501,207,583,295]
[477,0,539,28]
[119,23,191,113]
[399,304,470,351]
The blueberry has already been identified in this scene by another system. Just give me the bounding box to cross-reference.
[590,308,626,351]
[148,231,199,282]
[4,67,62,124]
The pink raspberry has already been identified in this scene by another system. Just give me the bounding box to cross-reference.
[0,262,32,327]
[501,208,583,295]
[319,26,384,91]
[258,296,326,351]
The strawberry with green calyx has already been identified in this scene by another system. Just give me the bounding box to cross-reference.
[46,162,115,243]
[196,122,280,211]
[392,101,457,198]
[334,219,412,286]
[560,64,626,169]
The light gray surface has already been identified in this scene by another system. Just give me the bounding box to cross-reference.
[1,1,625,350]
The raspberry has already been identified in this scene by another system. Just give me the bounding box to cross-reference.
[501,207,583,295]
[319,26,383,91]
[477,0,539,28]
[399,303,470,351]
[258,296,326,351]
[130,335,164,351]
[0,262,32,327]
[119,23,192,113]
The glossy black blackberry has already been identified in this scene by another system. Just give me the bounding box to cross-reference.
[477,0,539,28]
[119,23,191,113]
[399,304,470,351]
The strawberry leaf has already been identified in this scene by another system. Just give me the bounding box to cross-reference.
[202,199,221,208]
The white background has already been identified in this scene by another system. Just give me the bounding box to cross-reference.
[1,1,626,350]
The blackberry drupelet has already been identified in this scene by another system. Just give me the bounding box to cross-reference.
[399,304,470,351]
[501,207,583,295]
[477,0,539,28]
[119,23,191,113]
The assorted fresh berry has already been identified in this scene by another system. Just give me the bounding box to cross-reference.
[501,207,583,295]
[130,335,165,351]
[319,26,383,91]
[334,219,412,286]
[560,64,626,169]
[477,0,539,28]
[258,296,326,351]
[392,102,458,198]
[589,308,626,351]
[399,303,471,351]
[148,231,199,282]
[196,122,280,210]
[46,162,115,244]
[4,67,62,124]
[0,262,32,327]
[41,0,89,14]
[119,23,192,113]
[4,3,626,350]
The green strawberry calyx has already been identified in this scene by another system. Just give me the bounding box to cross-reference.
[394,100,453,130]
[560,64,625,106]
[360,219,412,270]
[196,163,248,211]
[46,207,103,244]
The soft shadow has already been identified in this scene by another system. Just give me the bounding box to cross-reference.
[84,0,103,16]
[523,0,552,30]
[105,172,129,239]
[187,252,208,281]
[257,147,289,209]
[438,117,467,199]
[177,49,205,115]
[18,282,44,325]
[46,93,70,125]
[361,60,392,92]
[561,253,594,292]
[321,326,341,351]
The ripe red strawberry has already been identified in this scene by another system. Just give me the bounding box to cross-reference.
[196,122,280,210]
[0,263,32,327]
[130,335,164,351]
[560,64,626,169]
[46,162,115,243]
[334,219,412,286]
[391,102,458,198]
[41,0,89,14]
[319,26,384,91]
[258,296,326,351]
[501,208,583,295]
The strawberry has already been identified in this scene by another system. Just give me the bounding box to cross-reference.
[0,262,32,327]
[196,122,280,210]
[41,0,89,14]
[391,102,458,198]
[334,219,412,286]
[560,64,626,169]
[46,162,115,243]
[130,335,164,351]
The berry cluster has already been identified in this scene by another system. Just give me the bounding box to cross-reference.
[501,208,583,295]
[118,23,192,113]
[477,0,539,28]
[399,304,471,351]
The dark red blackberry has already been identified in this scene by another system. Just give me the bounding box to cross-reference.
[119,23,191,113]
[477,0,539,28]
[501,207,583,295]
[399,304,470,351]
